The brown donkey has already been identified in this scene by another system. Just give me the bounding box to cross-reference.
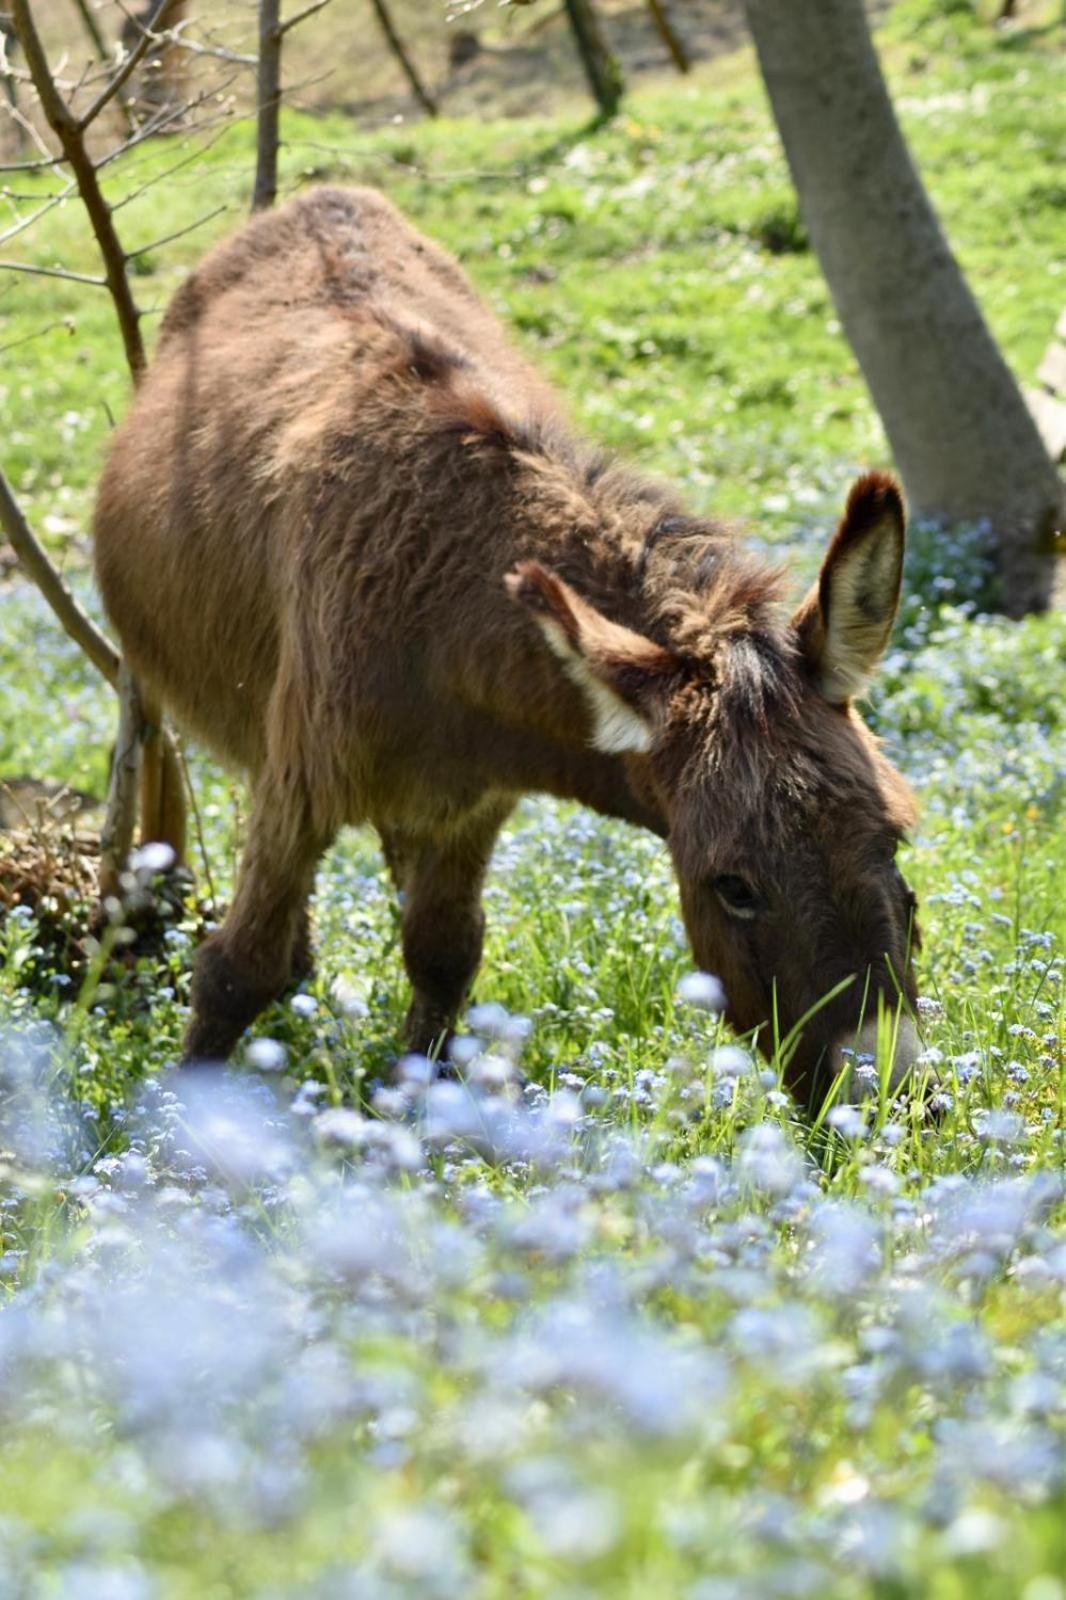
[94,186,922,1104]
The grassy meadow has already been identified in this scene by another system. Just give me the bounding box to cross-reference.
[0,2,1063,1595]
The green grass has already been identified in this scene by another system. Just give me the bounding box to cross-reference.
[0,5,1063,1597]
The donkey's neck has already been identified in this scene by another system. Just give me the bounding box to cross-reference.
[507,444,785,661]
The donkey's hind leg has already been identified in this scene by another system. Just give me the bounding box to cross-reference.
[382,797,513,1059]
[184,764,333,1063]
[290,904,315,986]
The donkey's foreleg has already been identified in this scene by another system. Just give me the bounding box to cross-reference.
[184,769,331,1063]
[385,800,512,1058]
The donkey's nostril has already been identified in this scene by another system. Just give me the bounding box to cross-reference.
[833,1015,921,1100]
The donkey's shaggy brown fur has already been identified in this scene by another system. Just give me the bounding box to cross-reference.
[95,186,921,1099]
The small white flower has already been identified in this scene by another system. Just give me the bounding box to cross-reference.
[247,1037,286,1073]
[828,1104,867,1139]
[466,1000,511,1036]
[313,1108,367,1150]
[130,841,175,876]
[944,1508,1006,1556]
[676,971,726,1012]
[330,975,369,1018]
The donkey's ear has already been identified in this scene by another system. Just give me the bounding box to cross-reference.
[792,471,905,705]
[506,562,677,754]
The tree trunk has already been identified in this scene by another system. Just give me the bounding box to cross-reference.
[563,0,623,118]
[70,0,138,134]
[646,0,689,74]
[13,0,185,879]
[99,661,144,900]
[743,0,1063,615]
[119,0,189,120]
[69,0,110,63]
[369,0,437,118]
[253,0,281,210]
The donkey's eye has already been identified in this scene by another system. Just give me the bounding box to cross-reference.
[712,874,763,919]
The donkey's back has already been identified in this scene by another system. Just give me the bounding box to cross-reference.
[93,186,555,773]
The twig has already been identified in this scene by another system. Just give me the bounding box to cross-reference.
[163,34,255,67]
[2,181,69,196]
[95,75,237,169]
[110,119,231,209]
[73,11,161,131]
[1,94,52,157]
[278,0,332,36]
[0,177,76,245]
[62,16,136,136]
[0,258,105,284]
[125,200,227,257]
[0,315,75,354]
[0,149,63,172]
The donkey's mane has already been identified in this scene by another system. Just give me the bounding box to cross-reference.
[387,308,795,708]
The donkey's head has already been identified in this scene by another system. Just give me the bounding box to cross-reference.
[509,472,921,1105]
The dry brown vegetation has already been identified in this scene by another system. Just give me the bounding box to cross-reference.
[16,0,749,134]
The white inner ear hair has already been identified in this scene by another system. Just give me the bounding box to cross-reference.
[822,536,900,703]
[536,616,654,755]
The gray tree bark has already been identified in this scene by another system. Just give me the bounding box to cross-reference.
[564,0,623,119]
[743,0,1063,615]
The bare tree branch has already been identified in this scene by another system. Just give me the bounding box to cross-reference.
[0,178,76,245]
[110,119,232,208]
[0,314,75,354]
[0,257,106,283]
[67,0,138,134]
[12,0,147,379]
[278,0,332,36]
[124,198,227,256]
[73,9,161,131]
[0,149,64,173]
[2,181,68,196]
[96,75,238,164]
[1,94,54,158]
[164,34,255,67]
[0,466,121,685]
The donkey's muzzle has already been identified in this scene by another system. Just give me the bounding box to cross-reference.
[830,1015,921,1100]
